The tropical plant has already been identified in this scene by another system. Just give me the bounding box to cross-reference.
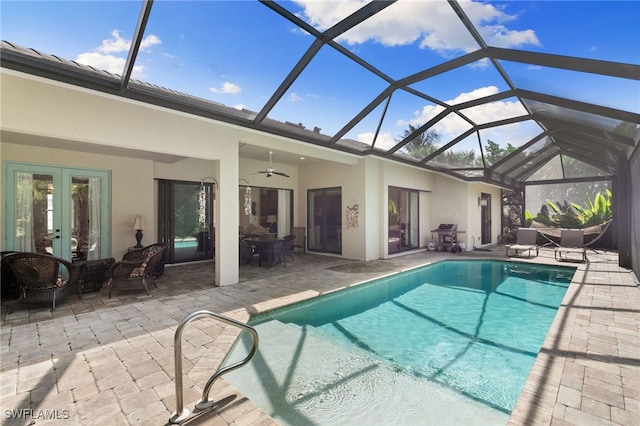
[388,199,400,225]
[398,124,440,159]
[526,190,612,228]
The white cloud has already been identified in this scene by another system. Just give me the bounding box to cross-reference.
[289,92,303,102]
[76,52,127,75]
[210,81,242,94]
[96,30,130,54]
[356,131,397,150]
[294,0,539,54]
[394,86,528,144]
[75,29,161,78]
[140,34,161,52]
[356,131,375,145]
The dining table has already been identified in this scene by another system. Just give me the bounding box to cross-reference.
[243,237,283,267]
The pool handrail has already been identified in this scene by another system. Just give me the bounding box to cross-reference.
[169,310,259,424]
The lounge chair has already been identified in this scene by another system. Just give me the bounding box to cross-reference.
[505,228,539,257]
[555,229,587,263]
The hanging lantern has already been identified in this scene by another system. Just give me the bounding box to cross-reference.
[244,185,252,215]
[198,184,207,225]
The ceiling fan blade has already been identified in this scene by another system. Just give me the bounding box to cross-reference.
[273,171,290,177]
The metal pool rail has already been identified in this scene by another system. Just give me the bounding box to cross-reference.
[169,310,259,424]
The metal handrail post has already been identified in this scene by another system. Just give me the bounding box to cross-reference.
[169,310,259,424]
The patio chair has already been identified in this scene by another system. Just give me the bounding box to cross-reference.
[122,243,167,278]
[505,228,539,257]
[108,244,167,298]
[3,252,86,313]
[1,251,20,299]
[239,241,258,265]
[76,257,116,293]
[555,229,587,263]
[282,234,295,262]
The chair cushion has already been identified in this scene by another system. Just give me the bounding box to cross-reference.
[30,276,66,291]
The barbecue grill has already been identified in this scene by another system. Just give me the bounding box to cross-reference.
[431,224,460,252]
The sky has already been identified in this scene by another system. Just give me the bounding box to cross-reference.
[2,0,638,159]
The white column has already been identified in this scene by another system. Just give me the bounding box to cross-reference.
[215,154,240,286]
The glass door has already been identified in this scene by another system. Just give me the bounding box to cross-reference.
[307,187,341,254]
[158,179,215,263]
[481,192,492,244]
[4,162,111,261]
[388,186,419,254]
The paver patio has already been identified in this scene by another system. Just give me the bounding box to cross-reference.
[1,247,638,425]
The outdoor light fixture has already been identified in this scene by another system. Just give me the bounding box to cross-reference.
[240,178,252,216]
[132,216,145,248]
[478,197,488,207]
[199,176,218,226]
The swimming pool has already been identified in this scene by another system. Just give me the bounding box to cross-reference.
[224,260,574,425]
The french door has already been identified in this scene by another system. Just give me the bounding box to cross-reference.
[307,187,341,254]
[3,162,111,261]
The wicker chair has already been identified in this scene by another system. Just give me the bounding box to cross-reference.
[1,251,20,299]
[108,244,167,298]
[76,257,116,293]
[122,243,167,278]
[239,241,258,265]
[282,234,295,262]
[3,252,86,313]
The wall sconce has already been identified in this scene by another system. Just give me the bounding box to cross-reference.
[478,197,488,207]
[132,216,145,248]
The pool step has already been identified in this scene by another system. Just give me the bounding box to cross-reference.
[224,319,383,410]
[225,319,359,365]
[223,320,510,426]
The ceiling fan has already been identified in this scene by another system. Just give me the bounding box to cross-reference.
[254,151,290,177]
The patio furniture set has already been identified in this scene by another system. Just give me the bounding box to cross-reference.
[506,227,588,263]
[240,234,295,268]
[1,243,167,313]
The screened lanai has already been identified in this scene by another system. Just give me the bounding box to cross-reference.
[1,0,639,271]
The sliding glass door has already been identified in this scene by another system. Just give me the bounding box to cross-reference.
[388,186,419,254]
[4,162,111,261]
[307,187,341,254]
[158,179,215,263]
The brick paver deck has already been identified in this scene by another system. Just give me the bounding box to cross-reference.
[1,248,638,425]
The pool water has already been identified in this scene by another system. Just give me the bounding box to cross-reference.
[224,260,574,425]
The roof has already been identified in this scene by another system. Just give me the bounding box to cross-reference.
[1,0,638,189]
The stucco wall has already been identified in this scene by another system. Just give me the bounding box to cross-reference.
[298,158,366,260]
[382,160,435,257]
